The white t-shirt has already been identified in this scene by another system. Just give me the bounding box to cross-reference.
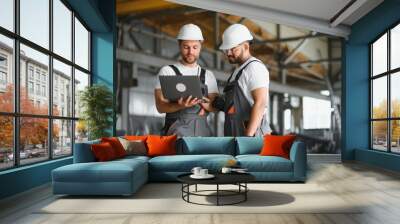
[229,56,269,107]
[155,62,219,95]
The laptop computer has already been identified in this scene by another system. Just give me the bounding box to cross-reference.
[159,75,204,102]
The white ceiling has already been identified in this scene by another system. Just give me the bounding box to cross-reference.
[229,0,352,23]
[168,0,384,37]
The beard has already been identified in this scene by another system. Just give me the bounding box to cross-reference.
[228,56,241,64]
[182,54,198,64]
[227,49,244,64]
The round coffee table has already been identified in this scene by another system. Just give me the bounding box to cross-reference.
[177,172,255,206]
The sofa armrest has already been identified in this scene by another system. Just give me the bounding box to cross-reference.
[73,140,100,163]
[289,141,307,181]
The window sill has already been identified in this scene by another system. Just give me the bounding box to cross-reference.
[0,156,72,176]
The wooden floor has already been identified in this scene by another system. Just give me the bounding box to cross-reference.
[1,161,400,224]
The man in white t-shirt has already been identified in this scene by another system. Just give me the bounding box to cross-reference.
[154,24,219,137]
[216,24,271,137]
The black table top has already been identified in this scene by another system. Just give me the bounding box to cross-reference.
[177,172,255,185]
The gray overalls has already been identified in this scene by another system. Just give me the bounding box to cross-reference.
[223,60,271,137]
[162,65,212,137]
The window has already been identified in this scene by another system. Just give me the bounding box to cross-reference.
[75,17,89,70]
[303,97,331,129]
[0,0,14,32]
[28,81,34,94]
[28,67,34,80]
[0,0,91,170]
[0,34,13,113]
[0,116,13,170]
[370,22,400,154]
[0,54,7,88]
[53,59,72,117]
[53,0,72,60]
[0,54,7,67]
[74,69,89,118]
[0,71,6,85]
[53,119,72,158]
[20,0,49,49]
[36,84,40,95]
[42,85,46,97]
[35,70,41,81]
[20,117,49,165]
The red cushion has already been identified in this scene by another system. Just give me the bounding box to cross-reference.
[259,135,297,159]
[146,135,177,157]
[124,135,148,142]
[91,142,118,161]
[101,137,126,158]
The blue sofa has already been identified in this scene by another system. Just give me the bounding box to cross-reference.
[52,137,306,196]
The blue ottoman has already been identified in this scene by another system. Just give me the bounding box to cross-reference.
[52,156,148,196]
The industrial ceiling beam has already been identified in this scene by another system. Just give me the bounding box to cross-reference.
[117,0,181,16]
[330,0,367,27]
[255,33,333,44]
[167,0,351,37]
[285,58,342,67]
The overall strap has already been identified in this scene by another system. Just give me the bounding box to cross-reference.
[226,60,260,83]
[169,65,183,76]
[234,60,259,82]
[199,68,206,84]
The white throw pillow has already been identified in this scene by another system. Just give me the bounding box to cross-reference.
[118,137,147,156]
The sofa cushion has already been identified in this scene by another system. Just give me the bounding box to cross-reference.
[260,135,296,159]
[124,135,148,142]
[149,154,235,172]
[147,135,177,157]
[52,158,147,183]
[235,137,263,155]
[101,137,127,158]
[236,155,293,172]
[179,137,235,155]
[118,137,147,156]
[91,142,118,161]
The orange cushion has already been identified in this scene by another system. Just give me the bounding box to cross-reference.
[91,142,118,161]
[101,137,127,158]
[146,135,177,157]
[124,135,148,142]
[260,135,297,159]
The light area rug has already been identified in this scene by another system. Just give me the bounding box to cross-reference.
[37,183,362,214]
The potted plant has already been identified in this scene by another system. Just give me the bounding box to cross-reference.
[79,84,113,140]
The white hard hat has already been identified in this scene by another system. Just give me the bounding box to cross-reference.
[219,24,253,50]
[176,24,204,41]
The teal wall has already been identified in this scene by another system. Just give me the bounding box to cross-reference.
[0,0,116,200]
[0,158,72,199]
[343,0,400,171]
